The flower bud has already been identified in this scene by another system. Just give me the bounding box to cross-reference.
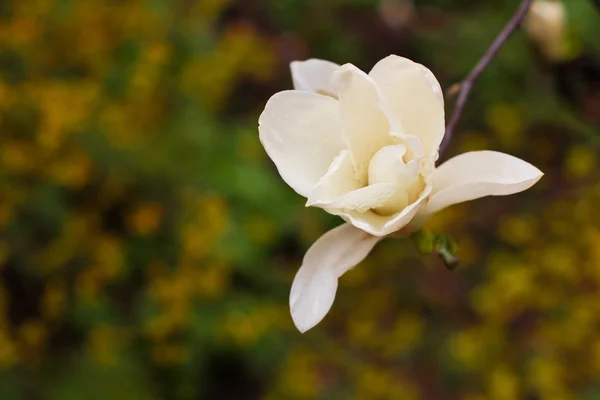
[524,0,573,62]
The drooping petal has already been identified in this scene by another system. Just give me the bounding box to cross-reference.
[333,183,432,237]
[259,90,346,197]
[290,59,341,95]
[421,151,544,216]
[330,64,393,184]
[290,223,381,333]
[369,55,445,157]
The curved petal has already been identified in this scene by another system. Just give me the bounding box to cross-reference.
[307,145,423,216]
[369,55,445,157]
[259,90,346,197]
[421,150,544,216]
[307,147,412,215]
[368,145,421,215]
[333,183,432,237]
[309,182,397,213]
[391,132,424,161]
[330,64,393,184]
[290,223,381,333]
[307,150,361,206]
[290,59,341,95]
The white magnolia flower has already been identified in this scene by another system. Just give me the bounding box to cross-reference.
[258,55,543,333]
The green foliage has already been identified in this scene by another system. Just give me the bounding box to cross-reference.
[0,0,599,399]
[411,228,459,270]
[434,233,460,270]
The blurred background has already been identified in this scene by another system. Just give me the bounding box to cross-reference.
[0,0,600,399]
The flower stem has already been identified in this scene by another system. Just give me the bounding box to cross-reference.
[437,0,534,164]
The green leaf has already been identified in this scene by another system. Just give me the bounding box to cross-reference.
[410,229,460,270]
[433,234,460,271]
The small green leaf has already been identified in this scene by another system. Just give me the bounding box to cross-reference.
[433,234,460,271]
[409,229,460,270]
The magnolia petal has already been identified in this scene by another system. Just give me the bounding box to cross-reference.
[259,90,345,197]
[309,182,397,213]
[368,145,421,190]
[391,132,424,161]
[422,150,544,216]
[368,144,407,185]
[334,184,432,237]
[307,150,361,206]
[307,147,409,214]
[369,55,445,157]
[330,64,393,184]
[290,59,341,95]
[368,146,421,215]
[290,223,381,333]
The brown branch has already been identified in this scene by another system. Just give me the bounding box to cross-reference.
[437,0,534,163]
[593,0,600,11]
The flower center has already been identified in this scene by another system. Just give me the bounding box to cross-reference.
[367,144,423,216]
[368,144,408,185]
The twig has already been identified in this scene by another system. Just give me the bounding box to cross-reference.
[437,0,534,163]
[593,0,600,11]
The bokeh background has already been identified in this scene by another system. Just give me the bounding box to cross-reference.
[1,0,600,399]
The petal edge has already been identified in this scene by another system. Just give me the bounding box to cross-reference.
[422,150,543,216]
[259,90,345,197]
[291,59,341,94]
[289,223,381,332]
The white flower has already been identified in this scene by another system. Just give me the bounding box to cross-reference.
[258,55,543,333]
